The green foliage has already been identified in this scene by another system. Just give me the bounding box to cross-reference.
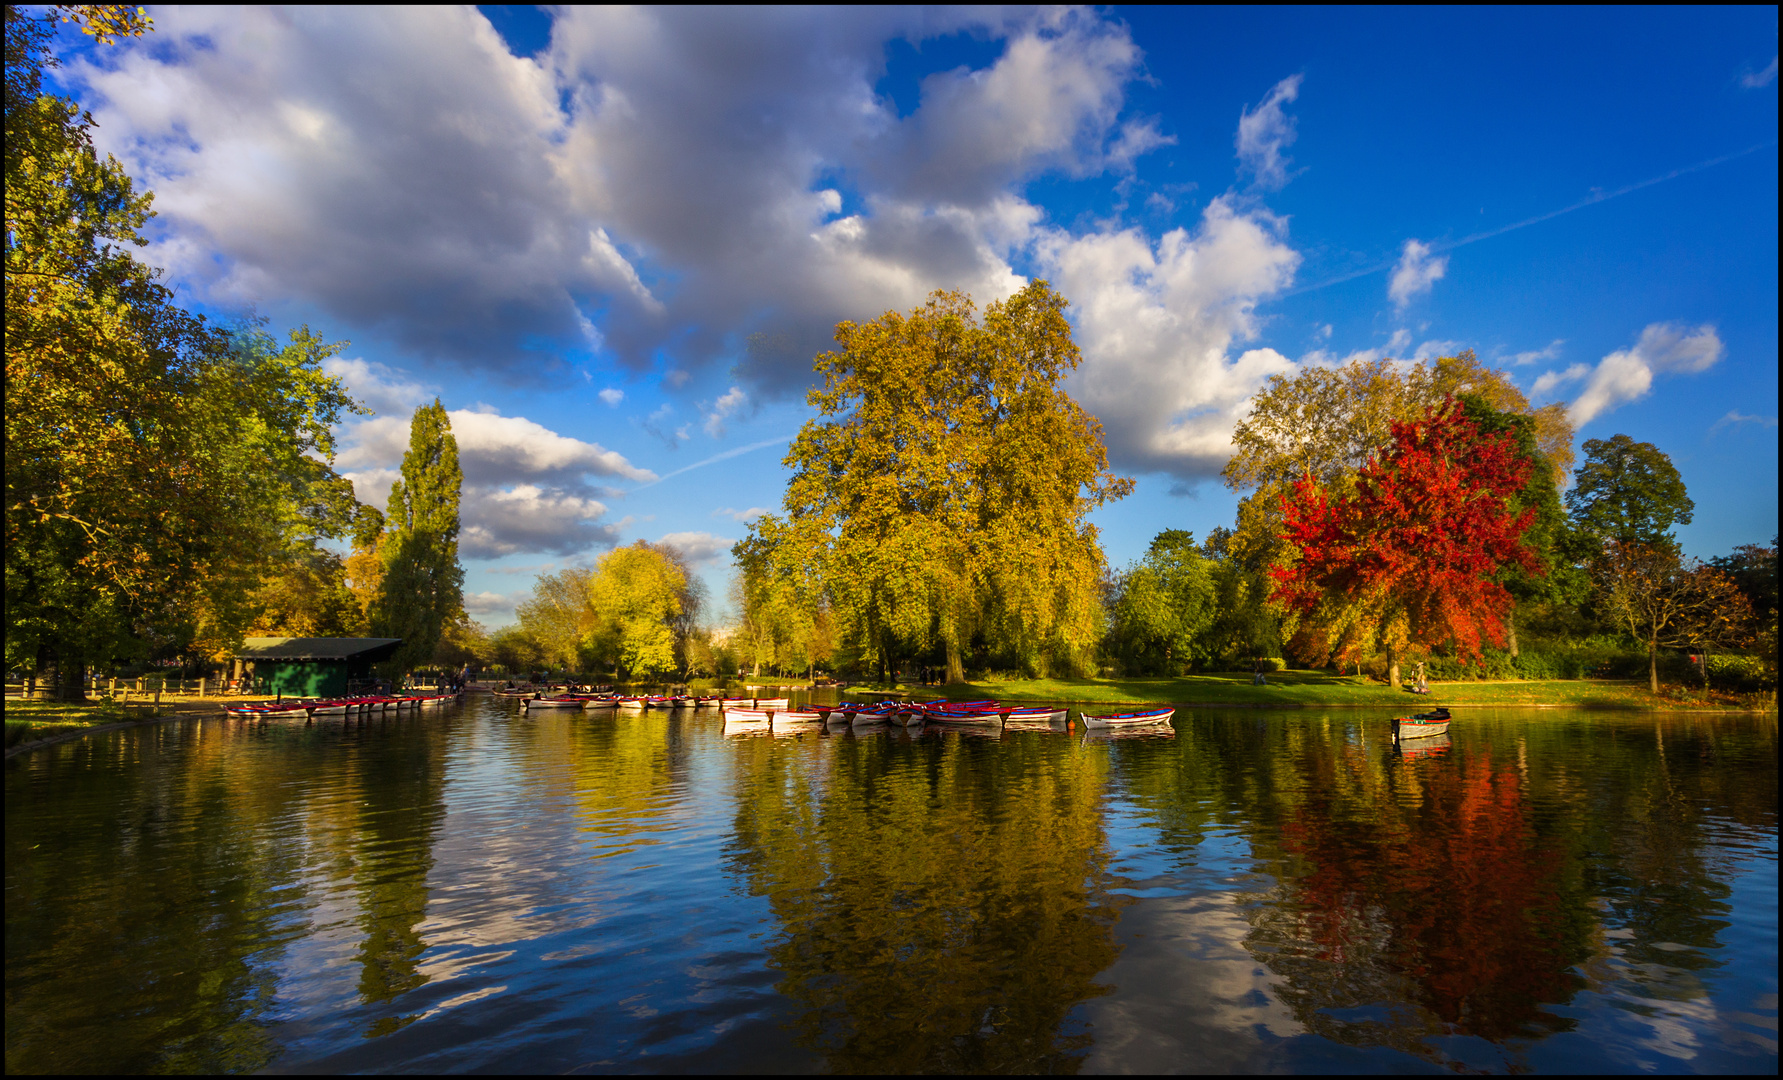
[4,10,364,693]
[1108,529,1217,674]
[370,400,464,674]
[1566,434,1693,548]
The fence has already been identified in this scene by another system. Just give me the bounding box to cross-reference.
[4,674,266,701]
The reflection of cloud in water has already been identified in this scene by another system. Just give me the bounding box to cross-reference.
[1079,894,1303,1072]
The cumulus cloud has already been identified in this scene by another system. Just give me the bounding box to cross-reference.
[73,8,1322,483]
[1388,239,1448,309]
[1531,363,1591,399]
[1236,74,1303,190]
[713,506,772,522]
[598,388,624,406]
[657,531,736,567]
[1568,322,1724,426]
[1040,197,1301,477]
[321,356,434,417]
[464,590,529,616]
[335,407,648,559]
[72,7,1164,391]
[460,485,619,559]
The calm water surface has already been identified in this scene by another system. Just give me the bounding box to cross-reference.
[5,695,1776,1074]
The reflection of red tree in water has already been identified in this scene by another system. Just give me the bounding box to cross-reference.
[1275,748,1592,1040]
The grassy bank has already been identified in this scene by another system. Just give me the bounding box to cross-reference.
[5,699,140,748]
[893,672,1775,711]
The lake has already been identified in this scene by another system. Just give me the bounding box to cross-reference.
[5,695,1776,1073]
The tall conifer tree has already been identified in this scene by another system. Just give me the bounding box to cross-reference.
[372,400,463,675]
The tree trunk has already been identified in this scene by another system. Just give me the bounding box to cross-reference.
[1507,606,1519,658]
[1386,642,1401,689]
[1648,636,1659,694]
[945,637,964,685]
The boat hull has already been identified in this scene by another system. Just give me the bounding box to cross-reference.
[1081,707,1174,728]
[1393,719,1451,741]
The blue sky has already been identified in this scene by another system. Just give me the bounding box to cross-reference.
[54,7,1777,626]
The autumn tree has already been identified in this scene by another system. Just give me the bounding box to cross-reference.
[1109,529,1217,675]
[1224,351,1572,576]
[1271,401,1542,687]
[742,282,1130,683]
[516,567,593,673]
[583,542,692,681]
[370,400,464,676]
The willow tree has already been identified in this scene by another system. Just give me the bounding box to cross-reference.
[741,282,1130,682]
[370,400,463,675]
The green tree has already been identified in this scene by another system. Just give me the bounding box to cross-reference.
[745,282,1130,683]
[1456,393,1587,655]
[1110,529,1217,674]
[516,567,593,673]
[370,400,463,676]
[1565,434,1693,549]
[5,9,362,695]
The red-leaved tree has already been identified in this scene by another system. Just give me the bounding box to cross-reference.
[1270,401,1542,686]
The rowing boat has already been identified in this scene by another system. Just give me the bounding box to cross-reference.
[1081,706,1174,728]
[1392,708,1451,741]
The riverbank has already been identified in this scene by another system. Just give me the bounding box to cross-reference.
[895,672,1776,711]
[4,698,221,758]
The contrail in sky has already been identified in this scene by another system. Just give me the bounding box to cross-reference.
[632,434,795,490]
[1285,139,1777,297]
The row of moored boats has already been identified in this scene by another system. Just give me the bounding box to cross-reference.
[507,691,1173,729]
[221,690,463,718]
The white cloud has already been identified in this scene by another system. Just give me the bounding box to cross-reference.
[70,8,1163,390]
[321,356,434,417]
[1388,239,1448,309]
[1531,363,1591,398]
[598,388,624,406]
[1236,74,1303,190]
[1510,339,1565,366]
[702,386,748,437]
[657,531,735,567]
[1742,56,1778,88]
[1568,322,1724,426]
[1709,410,1778,432]
[335,407,649,559]
[713,506,772,522]
[1039,197,1301,478]
[464,590,528,616]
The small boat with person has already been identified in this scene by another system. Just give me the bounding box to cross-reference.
[1392,707,1451,742]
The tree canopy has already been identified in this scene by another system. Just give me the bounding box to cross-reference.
[1270,401,1542,685]
[1565,434,1694,549]
[370,400,464,675]
[5,7,363,694]
[744,281,1130,681]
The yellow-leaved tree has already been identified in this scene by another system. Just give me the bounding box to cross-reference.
[739,282,1130,683]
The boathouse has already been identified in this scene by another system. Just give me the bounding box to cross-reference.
[234,637,402,697]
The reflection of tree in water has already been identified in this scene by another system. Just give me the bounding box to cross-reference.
[566,712,685,860]
[1263,742,1595,1047]
[7,722,370,1071]
[725,732,1123,1073]
[1205,715,1777,1060]
[342,720,451,1036]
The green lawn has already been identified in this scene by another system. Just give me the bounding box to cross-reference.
[4,699,150,748]
[895,672,1772,710]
